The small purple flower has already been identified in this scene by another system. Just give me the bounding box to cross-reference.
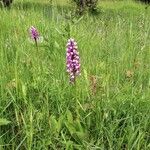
[29,26,40,42]
[66,38,81,83]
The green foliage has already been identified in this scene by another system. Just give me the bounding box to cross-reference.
[72,0,99,14]
[0,118,10,126]
[0,0,150,149]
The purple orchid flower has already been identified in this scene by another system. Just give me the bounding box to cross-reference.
[66,38,81,83]
[29,26,40,46]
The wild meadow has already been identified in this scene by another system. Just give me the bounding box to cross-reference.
[0,0,150,149]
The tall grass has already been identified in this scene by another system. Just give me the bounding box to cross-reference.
[0,0,150,149]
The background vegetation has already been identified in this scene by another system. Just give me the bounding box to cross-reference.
[0,0,150,149]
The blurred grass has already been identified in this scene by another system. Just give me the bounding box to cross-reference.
[0,0,150,149]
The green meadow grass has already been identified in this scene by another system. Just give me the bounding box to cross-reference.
[0,0,150,149]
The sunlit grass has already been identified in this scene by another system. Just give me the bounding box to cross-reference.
[0,0,150,149]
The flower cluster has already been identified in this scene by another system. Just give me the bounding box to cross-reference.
[28,26,81,84]
[66,38,81,83]
[29,26,40,41]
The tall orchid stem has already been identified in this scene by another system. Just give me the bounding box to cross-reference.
[34,38,38,51]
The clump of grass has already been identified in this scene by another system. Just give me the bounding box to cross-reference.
[0,0,150,149]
